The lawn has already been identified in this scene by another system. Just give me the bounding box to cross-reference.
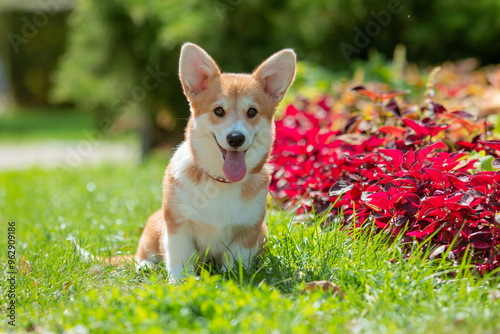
[0,107,136,142]
[1,156,499,333]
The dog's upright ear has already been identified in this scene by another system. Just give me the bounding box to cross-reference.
[179,43,220,98]
[253,49,296,103]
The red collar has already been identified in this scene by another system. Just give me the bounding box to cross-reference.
[205,172,232,183]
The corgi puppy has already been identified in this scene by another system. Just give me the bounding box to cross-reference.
[77,43,296,282]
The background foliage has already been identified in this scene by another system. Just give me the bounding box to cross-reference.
[0,11,69,105]
[49,0,500,145]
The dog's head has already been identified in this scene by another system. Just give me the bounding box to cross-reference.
[179,43,296,183]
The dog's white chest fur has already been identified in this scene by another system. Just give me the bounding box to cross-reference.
[171,142,267,230]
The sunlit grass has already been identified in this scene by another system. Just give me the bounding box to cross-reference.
[1,156,499,333]
[0,107,136,142]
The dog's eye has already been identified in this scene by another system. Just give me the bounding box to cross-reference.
[247,108,258,118]
[213,107,225,117]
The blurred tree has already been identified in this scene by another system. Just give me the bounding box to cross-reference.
[0,0,74,107]
[0,58,7,93]
[5,12,69,106]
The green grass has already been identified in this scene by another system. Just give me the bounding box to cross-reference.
[0,107,136,142]
[1,157,499,333]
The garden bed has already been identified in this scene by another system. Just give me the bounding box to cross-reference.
[271,63,500,273]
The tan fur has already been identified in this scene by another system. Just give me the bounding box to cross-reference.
[232,212,267,248]
[134,209,166,262]
[250,154,272,174]
[162,164,182,235]
[163,206,181,235]
[240,172,270,201]
[186,163,204,185]
[184,118,200,168]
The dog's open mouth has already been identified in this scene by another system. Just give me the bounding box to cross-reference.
[214,135,247,182]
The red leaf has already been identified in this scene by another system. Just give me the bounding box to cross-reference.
[429,124,451,137]
[430,102,447,114]
[350,185,363,201]
[378,149,404,168]
[446,174,469,191]
[394,175,417,186]
[451,110,474,119]
[470,173,494,187]
[403,119,430,137]
[415,142,448,161]
[404,149,416,166]
[386,99,401,116]
[364,192,391,211]
[472,241,491,249]
[423,168,444,184]
[420,196,445,211]
[380,90,410,100]
[351,86,379,101]
[422,209,447,219]
[377,126,406,137]
[407,222,438,238]
[351,86,409,101]
[456,141,478,149]
[363,136,386,151]
[404,135,423,146]
[479,140,500,151]
[407,230,426,238]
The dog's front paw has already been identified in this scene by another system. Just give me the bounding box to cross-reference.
[167,264,195,284]
[135,260,157,272]
[168,276,180,284]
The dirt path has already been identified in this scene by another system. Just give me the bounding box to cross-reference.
[0,141,140,170]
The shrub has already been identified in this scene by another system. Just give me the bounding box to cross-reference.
[270,64,500,273]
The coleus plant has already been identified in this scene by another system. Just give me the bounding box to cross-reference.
[270,84,500,274]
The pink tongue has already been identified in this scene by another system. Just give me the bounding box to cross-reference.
[223,150,247,182]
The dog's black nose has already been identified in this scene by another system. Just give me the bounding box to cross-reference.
[227,132,245,148]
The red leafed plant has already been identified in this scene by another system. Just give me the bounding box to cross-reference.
[270,84,500,273]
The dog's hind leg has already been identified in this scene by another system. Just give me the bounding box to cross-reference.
[134,209,166,270]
